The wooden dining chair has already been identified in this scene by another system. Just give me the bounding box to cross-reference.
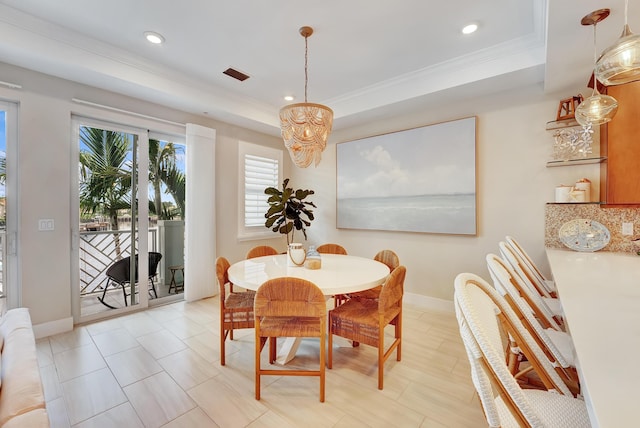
[453,273,589,427]
[316,243,349,306]
[328,265,406,390]
[316,243,348,255]
[486,254,580,394]
[505,236,557,297]
[216,257,255,366]
[254,277,327,402]
[246,245,279,259]
[347,249,399,302]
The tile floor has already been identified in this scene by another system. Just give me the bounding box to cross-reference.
[37,297,487,427]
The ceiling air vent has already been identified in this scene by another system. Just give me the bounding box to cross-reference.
[223,67,250,81]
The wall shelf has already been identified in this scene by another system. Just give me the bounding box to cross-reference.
[546,202,602,205]
[546,157,606,167]
[546,118,581,131]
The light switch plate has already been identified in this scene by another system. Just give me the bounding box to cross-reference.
[38,219,54,231]
[622,222,633,236]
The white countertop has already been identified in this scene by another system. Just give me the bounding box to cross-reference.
[546,248,640,428]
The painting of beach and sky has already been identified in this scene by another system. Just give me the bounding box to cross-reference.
[337,117,476,235]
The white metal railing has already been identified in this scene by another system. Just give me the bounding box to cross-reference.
[79,228,157,296]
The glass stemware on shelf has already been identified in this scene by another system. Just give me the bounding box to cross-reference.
[575,9,618,127]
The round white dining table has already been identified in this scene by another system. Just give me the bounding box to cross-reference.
[227,253,390,364]
[227,253,390,295]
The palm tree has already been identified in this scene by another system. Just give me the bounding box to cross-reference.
[0,156,5,185]
[161,163,185,218]
[79,127,132,257]
[148,139,185,220]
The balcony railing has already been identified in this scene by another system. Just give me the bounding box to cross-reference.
[79,228,158,297]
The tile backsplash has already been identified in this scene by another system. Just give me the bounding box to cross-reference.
[545,203,640,253]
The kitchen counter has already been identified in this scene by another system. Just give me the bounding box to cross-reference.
[546,248,640,428]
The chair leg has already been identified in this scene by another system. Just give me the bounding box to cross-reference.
[396,315,402,361]
[320,329,326,402]
[122,283,128,306]
[149,278,158,298]
[328,320,333,369]
[378,328,384,390]
[220,326,226,366]
[255,331,262,400]
[98,279,119,309]
[269,337,276,363]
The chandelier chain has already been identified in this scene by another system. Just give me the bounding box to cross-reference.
[304,34,308,103]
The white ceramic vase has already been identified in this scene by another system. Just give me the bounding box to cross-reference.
[287,243,306,267]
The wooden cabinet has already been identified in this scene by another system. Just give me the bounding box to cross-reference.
[600,80,640,206]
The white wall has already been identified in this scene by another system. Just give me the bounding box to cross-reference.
[0,62,283,329]
[292,84,600,304]
[0,61,598,328]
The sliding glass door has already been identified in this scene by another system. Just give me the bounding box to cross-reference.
[71,117,150,322]
[0,101,18,311]
[71,117,186,322]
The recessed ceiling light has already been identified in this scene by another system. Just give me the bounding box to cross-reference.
[284,95,294,101]
[144,31,165,44]
[462,24,478,35]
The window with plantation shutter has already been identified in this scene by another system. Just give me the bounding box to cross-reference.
[238,141,282,240]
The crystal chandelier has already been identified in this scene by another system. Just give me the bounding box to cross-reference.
[595,0,640,85]
[280,26,333,168]
[575,9,619,127]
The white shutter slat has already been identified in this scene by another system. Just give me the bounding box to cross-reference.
[244,153,278,227]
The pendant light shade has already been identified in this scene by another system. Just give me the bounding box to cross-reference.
[575,93,619,126]
[595,0,640,85]
[280,26,333,168]
[576,9,619,126]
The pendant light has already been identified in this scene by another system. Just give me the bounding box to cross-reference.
[576,9,619,127]
[279,26,333,168]
[595,0,640,85]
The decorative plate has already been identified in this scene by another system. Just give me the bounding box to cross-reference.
[558,218,610,252]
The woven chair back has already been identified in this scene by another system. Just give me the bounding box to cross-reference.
[106,257,131,284]
[246,245,279,259]
[378,265,405,316]
[148,252,162,277]
[106,252,162,283]
[316,243,347,255]
[373,250,400,272]
[216,257,231,302]
[255,277,325,318]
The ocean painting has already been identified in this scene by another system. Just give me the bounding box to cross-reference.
[337,117,476,235]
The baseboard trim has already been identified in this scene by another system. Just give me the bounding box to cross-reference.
[404,292,454,312]
[33,317,74,339]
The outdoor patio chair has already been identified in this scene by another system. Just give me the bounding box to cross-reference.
[98,252,162,309]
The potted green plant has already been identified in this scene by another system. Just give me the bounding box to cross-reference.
[264,178,316,246]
